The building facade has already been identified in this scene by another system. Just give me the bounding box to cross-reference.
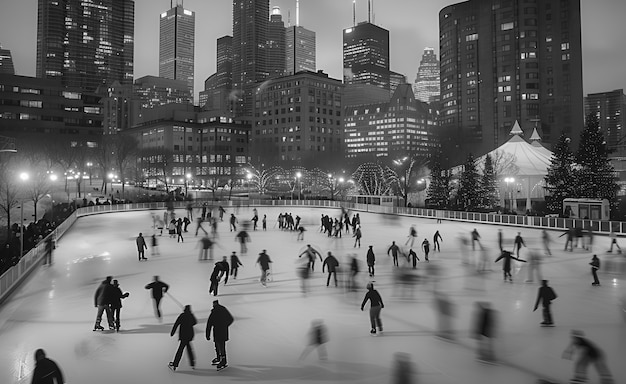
[200,36,234,114]
[413,47,440,103]
[343,22,390,91]
[0,46,15,75]
[344,83,438,163]
[134,76,192,110]
[439,0,583,167]
[268,7,286,78]
[285,26,316,75]
[585,89,626,156]
[36,0,134,93]
[251,70,343,168]
[159,3,195,100]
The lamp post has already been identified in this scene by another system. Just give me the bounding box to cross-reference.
[108,173,115,198]
[86,162,93,186]
[296,172,302,200]
[246,172,252,199]
[416,178,426,207]
[185,173,191,197]
[504,177,515,211]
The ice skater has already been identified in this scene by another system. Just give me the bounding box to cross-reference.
[406,225,418,247]
[533,280,557,326]
[206,299,234,371]
[471,228,481,250]
[31,349,64,384]
[322,251,339,287]
[262,214,267,231]
[136,233,147,261]
[93,276,115,331]
[608,230,621,253]
[209,258,229,296]
[542,229,552,256]
[299,319,328,361]
[176,219,184,242]
[360,282,384,335]
[495,249,526,282]
[256,250,272,286]
[168,305,197,372]
[421,238,431,262]
[235,228,249,254]
[198,235,214,261]
[145,275,169,320]
[195,217,208,236]
[229,213,237,232]
[513,232,525,257]
[366,245,376,277]
[590,255,601,286]
[433,230,442,252]
[297,225,306,241]
[525,250,543,283]
[230,251,243,279]
[299,244,322,272]
[473,301,496,362]
[111,279,129,331]
[353,225,362,247]
[388,241,401,267]
[562,330,614,384]
[150,234,159,256]
[408,248,419,268]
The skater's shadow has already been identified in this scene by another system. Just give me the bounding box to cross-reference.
[122,323,172,334]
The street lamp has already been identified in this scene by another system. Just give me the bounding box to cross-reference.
[185,173,191,196]
[416,178,426,207]
[504,177,515,211]
[108,173,115,197]
[19,172,29,257]
[246,172,252,199]
[86,162,93,185]
[295,172,302,200]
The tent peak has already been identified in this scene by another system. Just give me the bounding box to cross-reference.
[529,127,542,142]
[509,120,523,136]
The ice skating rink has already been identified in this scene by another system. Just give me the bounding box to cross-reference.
[0,206,624,384]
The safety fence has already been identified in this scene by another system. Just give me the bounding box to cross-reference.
[2,199,625,304]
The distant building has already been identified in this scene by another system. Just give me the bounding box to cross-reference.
[413,47,440,103]
[389,71,406,96]
[585,89,626,156]
[127,104,250,189]
[0,45,15,75]
[133,75,192,110]
[199,36,234,115]
[343,22,390,91]
[36,0,134,92]
[343,83,391,107]
[285,26,316,75]
[101,81,136,135]
[159,3,195,100]
[344,84,438,163]
[251,70,343,168]
[439,0,584,167]
[268,7,286,78]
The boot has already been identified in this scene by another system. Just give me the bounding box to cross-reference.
[93,321,104,331]
[216,357,228,371]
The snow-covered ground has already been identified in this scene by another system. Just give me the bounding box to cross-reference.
[0,206,624,384]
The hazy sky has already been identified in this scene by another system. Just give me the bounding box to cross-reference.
[1,0,625,101]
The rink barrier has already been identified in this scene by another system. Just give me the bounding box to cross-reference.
[2,199,626,305]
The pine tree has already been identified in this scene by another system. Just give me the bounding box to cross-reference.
[544,132,575,213]
[426,156,450,208]
[457,153,480,211]
[479,154,498,209]
[573,113,619,203]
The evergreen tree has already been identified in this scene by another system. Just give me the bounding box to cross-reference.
[479,154,498,209]
[457,153,480,211]
[426,156,450,208]
[573,113,619,203]
[544,132,575,213]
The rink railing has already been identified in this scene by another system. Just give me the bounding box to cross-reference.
[2,199,626,305]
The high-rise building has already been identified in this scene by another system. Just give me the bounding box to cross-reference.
[216,36,233,91]
[439,0,583,167]
[134,75,192,110]
[413,48,440,103]
[199,36,234,114]
[232,0,269,117]
[285,26,316,75]
[0,45,15,75]
[36,0,134,93]
[585,89,626,156]
[268,7,286,78]
[343,21,390,91]
[159,3,195,100]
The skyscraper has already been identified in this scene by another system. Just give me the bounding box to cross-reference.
[439,0,583,167]
[36,0,134,92]
[342,21,390,90]
[285,26,316,75]
[413,48,440,103]
[585,89,626,156]
[0,45,15,75]
[159,2,195,100]
[232,0,269,117]
[267,6,286,78]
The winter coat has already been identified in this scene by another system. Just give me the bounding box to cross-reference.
[366,249,375,265]
[206,304,234,342]
[110,286,129,309]
[94,280,116,306]
[31,357,64,384]
[323,255,339,272]
[136,235,147,251]
[171,309,197,341]
[145,280,169,299]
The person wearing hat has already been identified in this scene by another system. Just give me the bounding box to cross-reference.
[360,282,384,334]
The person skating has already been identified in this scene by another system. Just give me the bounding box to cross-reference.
[387,241,401,267]
[608,230,621,253]
[176,219,184,242]
[256,250,272,286]
[542,229,552,256]
[533,280,557,326]
[361,282,384,335]
[150,234,159,256]
[235,229,249,254]
[252,213,258,231]
[421,238,431,262]
[262,214,267,231]
[525,250,543,283]
[473,302,496,362]
[218,206,226,221]
[195,217,208,236]
[471,228,481,250]
[299,319,328,361]
[31,349,64,384]
[183,216,191,232]
[322,251,339,287]
[299,244,322,272]
[513,232,526,257]
[366,246,376,277]
[229,213,237,232]
[145,275,169,320]
[110,279,129,332]
[562,330,614,384]
[93,276,115,331]
[168,305,197,372]
[206,300,234,371]
[406,225,417,247]
[198,235,213,261]
[497,229,503,252]
[408,248,419,269]
[590,255,601,286]
[209,258,229,296]
[433,230,442,252]
[494,249,526,282]
[43,236,53,265]
[230,251,243,279]
[297,225,306,241]
[353,226,362,247]
[136,233,147,261]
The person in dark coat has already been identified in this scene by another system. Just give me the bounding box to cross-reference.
[93,276,115,330]
[387,241,400,267]
[408,248,419,269]
[322,251,339,287]
[31,349,64,384]
[433,230,442,252]
[176,219,184,242]
[366,245,376,276]
[494,250,526,282]
[235,229,249,254]
[562,330,613,383]
[198,235,213,261]
[136,233,147,261]
[473,302,496,362]
[421,238,431,262]
[145,275,169,319]
[361,282,384,334]
[110,279,129,331]
[353,226,362,247]
[471,228,481,250]
[43,236,53,265]
[168,305,197,371]
[229,213,237,231]
[230,251,243,279]
[209,259,229,296]
[206,300,234,371]
[299,244,322,272]
[298,319,328,361]
[256,250,272,286]
[513,232,525,257]
[590,255,601,286]
[533,279,557,325]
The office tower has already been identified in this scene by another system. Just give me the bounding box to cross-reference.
[585,89,626,156]
[285,26,316,75]
[413,48,440,103]
[199,36,234,114]
[216,35,233,91]
[268,7,286,78]
[159,2,195,99]
[134,75,192,109]
[0,45,15,75]
[232,0,269,117]
[36,0,134,92]
[439,0,583,167]
[251,70,343,168]
[343,21,390,90]
[389,71,406,95]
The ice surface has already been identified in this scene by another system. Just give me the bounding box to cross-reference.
[0,206,624,384]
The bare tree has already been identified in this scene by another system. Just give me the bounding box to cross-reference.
[387,156,430,206]
[352,163,393,196]
[23,170,52,221]
[246,163,283,195]
[139,147,173,192]
[111,135,138,198]
[0,161,20,239]
[489,150,519,181]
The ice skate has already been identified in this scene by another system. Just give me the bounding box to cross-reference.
[168,362,176,371]
[211,357,221,365]
[216,359,228,371]
[93,324,104,331]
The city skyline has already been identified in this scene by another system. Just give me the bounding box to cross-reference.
[1,0,625,104]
